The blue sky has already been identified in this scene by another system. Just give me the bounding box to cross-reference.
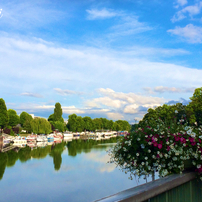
[1,0,202,123]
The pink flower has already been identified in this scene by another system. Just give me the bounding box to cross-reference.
[158,144,162,149]
[189,137,194,142]
[167,146,170,151]
[153,142,158,147]
[180,137,186,143]
[191,142,196,146]
[156,154,160,158]
[175,136,180,141]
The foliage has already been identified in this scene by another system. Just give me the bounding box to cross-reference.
[31,117,52,134]
[54,102,63,122]
[186,87,202,126]
[83,116,93,131]
[8,109,20,127]
[0,98,8,128]
[52,121,65,132]
[109,115,202,180]
[20,112,33,127]
[67,114,77,132]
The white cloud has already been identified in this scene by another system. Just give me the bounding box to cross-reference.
[0,1,66,29]
[109,15,152,37]
[86,97,127,108]
[168,24,202,43]
[86,8,119,20]
[107,112,124,120]
[62,106,85,114]
[123,104,139,114]
[177,0,188,6]
[97,88,166,106]
[172,1,202,22]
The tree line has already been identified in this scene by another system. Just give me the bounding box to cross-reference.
[0,99,131,135]
[136,87,202,129]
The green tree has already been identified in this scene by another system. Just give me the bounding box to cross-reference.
[76,116,85,132]
[52,121,65,132]
[20,112,33,127]
[0,98,8,129]
[93,118,102,130]
[0,152,8,180]
[83,116,93,131]
[54,102,63,122]
[186,87,202,126]
[67,114,77,132]
[8,109,20,127]
[31,118,52,134]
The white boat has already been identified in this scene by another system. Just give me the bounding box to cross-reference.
[13,136,27,147]
[37,135,48,142]
[27,135,37,142]
[53,135,62,141]
[63,132,73,138]
[37,141,48,147]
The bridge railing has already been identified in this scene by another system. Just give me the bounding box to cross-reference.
[95,172,202,202]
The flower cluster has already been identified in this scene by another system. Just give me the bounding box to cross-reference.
[108,117,202,180]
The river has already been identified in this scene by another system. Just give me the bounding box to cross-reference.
[0,137,155,202]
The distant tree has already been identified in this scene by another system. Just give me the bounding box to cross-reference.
[20,112,33,127]
[186,87,202,126]
[0,98,8,129]
[8,109,20,127]
[54,103,63,122]
[31,118,52,134]
[93,118,102,130]
[52,121,65,132]
[83,116,93,131]
[67,114,77,132]
[76,116,85,132]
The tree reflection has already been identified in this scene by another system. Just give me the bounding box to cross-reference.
[18,146,31,162]
[7,150,19,167]
[0,152,8,180]
[67,137,119,157]
[31,146,52,159]
[49,142,66,171]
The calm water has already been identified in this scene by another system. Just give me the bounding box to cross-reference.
[0,137,155,202]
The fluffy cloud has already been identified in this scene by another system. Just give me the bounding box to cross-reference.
[107,112,124,120]
[168,24,202,43]
[176,0,188,7]
[172,1,202,22]
[86,96,127,108]
[97,88,166,106]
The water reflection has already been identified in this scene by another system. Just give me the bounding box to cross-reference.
[67,137,119,157]
[0,153,7,180]
[49,142,66,171]
[0,137,156,202]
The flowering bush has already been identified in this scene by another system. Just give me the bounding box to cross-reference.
[108,116,202,180]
